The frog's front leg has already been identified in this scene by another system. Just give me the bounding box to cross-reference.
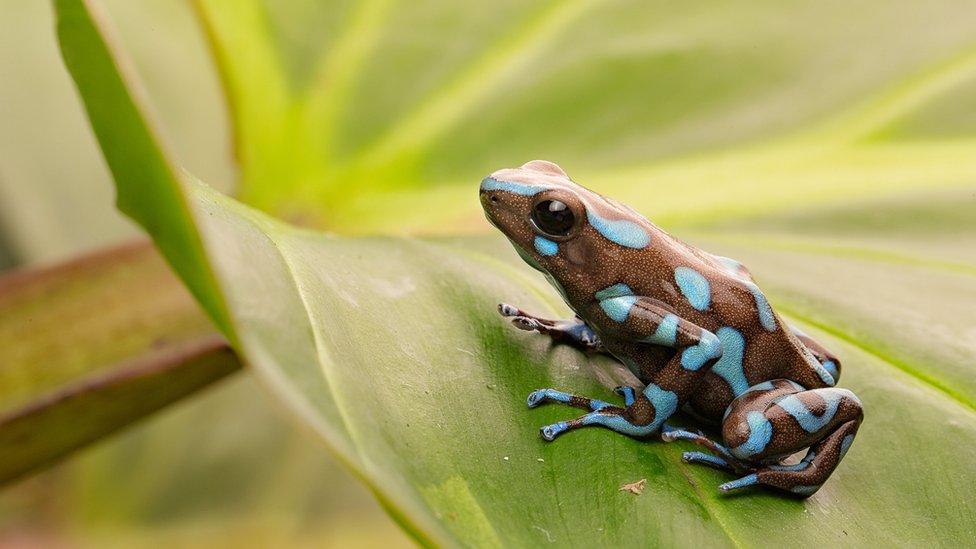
[498,303,603,353]
[528,296,723,441]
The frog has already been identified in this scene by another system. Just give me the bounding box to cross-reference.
[479,160,863,497]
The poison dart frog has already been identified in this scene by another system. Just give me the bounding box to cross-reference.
[480,160,863,497]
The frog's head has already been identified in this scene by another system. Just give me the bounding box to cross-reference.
[480,160,651,279]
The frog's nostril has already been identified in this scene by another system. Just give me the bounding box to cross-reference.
[489,194,500,203]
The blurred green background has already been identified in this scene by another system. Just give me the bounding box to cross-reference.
[0,1,408,546]
[2,0,975,546]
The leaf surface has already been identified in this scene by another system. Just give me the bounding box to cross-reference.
[54,0,976,546]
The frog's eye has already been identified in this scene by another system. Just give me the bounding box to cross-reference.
[531,199,576,237]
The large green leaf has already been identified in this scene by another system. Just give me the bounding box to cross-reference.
[55,0,976,546]
[189,0,976,232]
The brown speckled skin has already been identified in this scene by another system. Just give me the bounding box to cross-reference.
[481,160,863,497]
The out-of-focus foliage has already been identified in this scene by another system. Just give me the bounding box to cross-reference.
[0,375,409,548]
[3,0,976,546]
[0,0,233,265]
[0,242,237,484]
[191,0,976,231]
[53,0,976,546]
[0,2,407,546]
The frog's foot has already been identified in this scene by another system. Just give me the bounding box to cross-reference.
[528,384,681,441]
[682,451,736,473]
[662,428,751,474]
[538,408,654,441]
[498,303,603,353]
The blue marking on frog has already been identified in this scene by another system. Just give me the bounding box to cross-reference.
[674,267,710,310]
[745,281,777,331]
[480,177,544,196]
[776,392,843,433]
[712,327,748,396]
[527,388,572,406]
[599,296,637,322]
[680,331,722,371]
[586,209,650,249]
[595,283,637,322]
[822,360,839,381]
[581,413,649,437]
[595,283,633,300]
[534,236,558,256]
[744,380,776,394]
[640,313,679,346]
[802,349,837,387]
[644,383,679,424]
[720,474,758,492]
[731,411,773,459]
[595,284,637,321]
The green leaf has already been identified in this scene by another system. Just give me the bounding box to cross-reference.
[0,374,409,547]
[189,0,976,233]
[54,0,232,335]
[55,0,976,546]
[0,242,240,484]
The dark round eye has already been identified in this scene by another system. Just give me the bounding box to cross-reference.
[531,199,576,236]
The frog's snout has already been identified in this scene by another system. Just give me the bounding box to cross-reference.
[479,177,504,210]
[479,177,501,199]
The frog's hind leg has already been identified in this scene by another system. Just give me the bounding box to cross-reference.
[498,303,603,353]
[718,380,863,497]
[789,325,842,382]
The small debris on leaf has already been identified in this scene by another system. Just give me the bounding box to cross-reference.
[503,456,509,461]
[537,458,545,463]
[619,478,647,495]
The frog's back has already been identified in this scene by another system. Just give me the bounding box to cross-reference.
[610,232,834,421]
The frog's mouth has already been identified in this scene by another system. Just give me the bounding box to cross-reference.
[482,209,500,230]
[512,240,545,273]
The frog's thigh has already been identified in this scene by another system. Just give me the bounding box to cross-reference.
[688,330,783,421]
[722,383,863,462]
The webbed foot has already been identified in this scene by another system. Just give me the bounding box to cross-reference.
[526,384,679,441]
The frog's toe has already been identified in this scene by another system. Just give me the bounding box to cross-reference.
[511,316,542,332]
[527,389,550,408]
[663,429,751,472]
[718,474,759,494]
[498,303,520,317]
[540,421,569,441]
[526,388,611,411]
[613,386,636,406]
[683,451,734,472]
